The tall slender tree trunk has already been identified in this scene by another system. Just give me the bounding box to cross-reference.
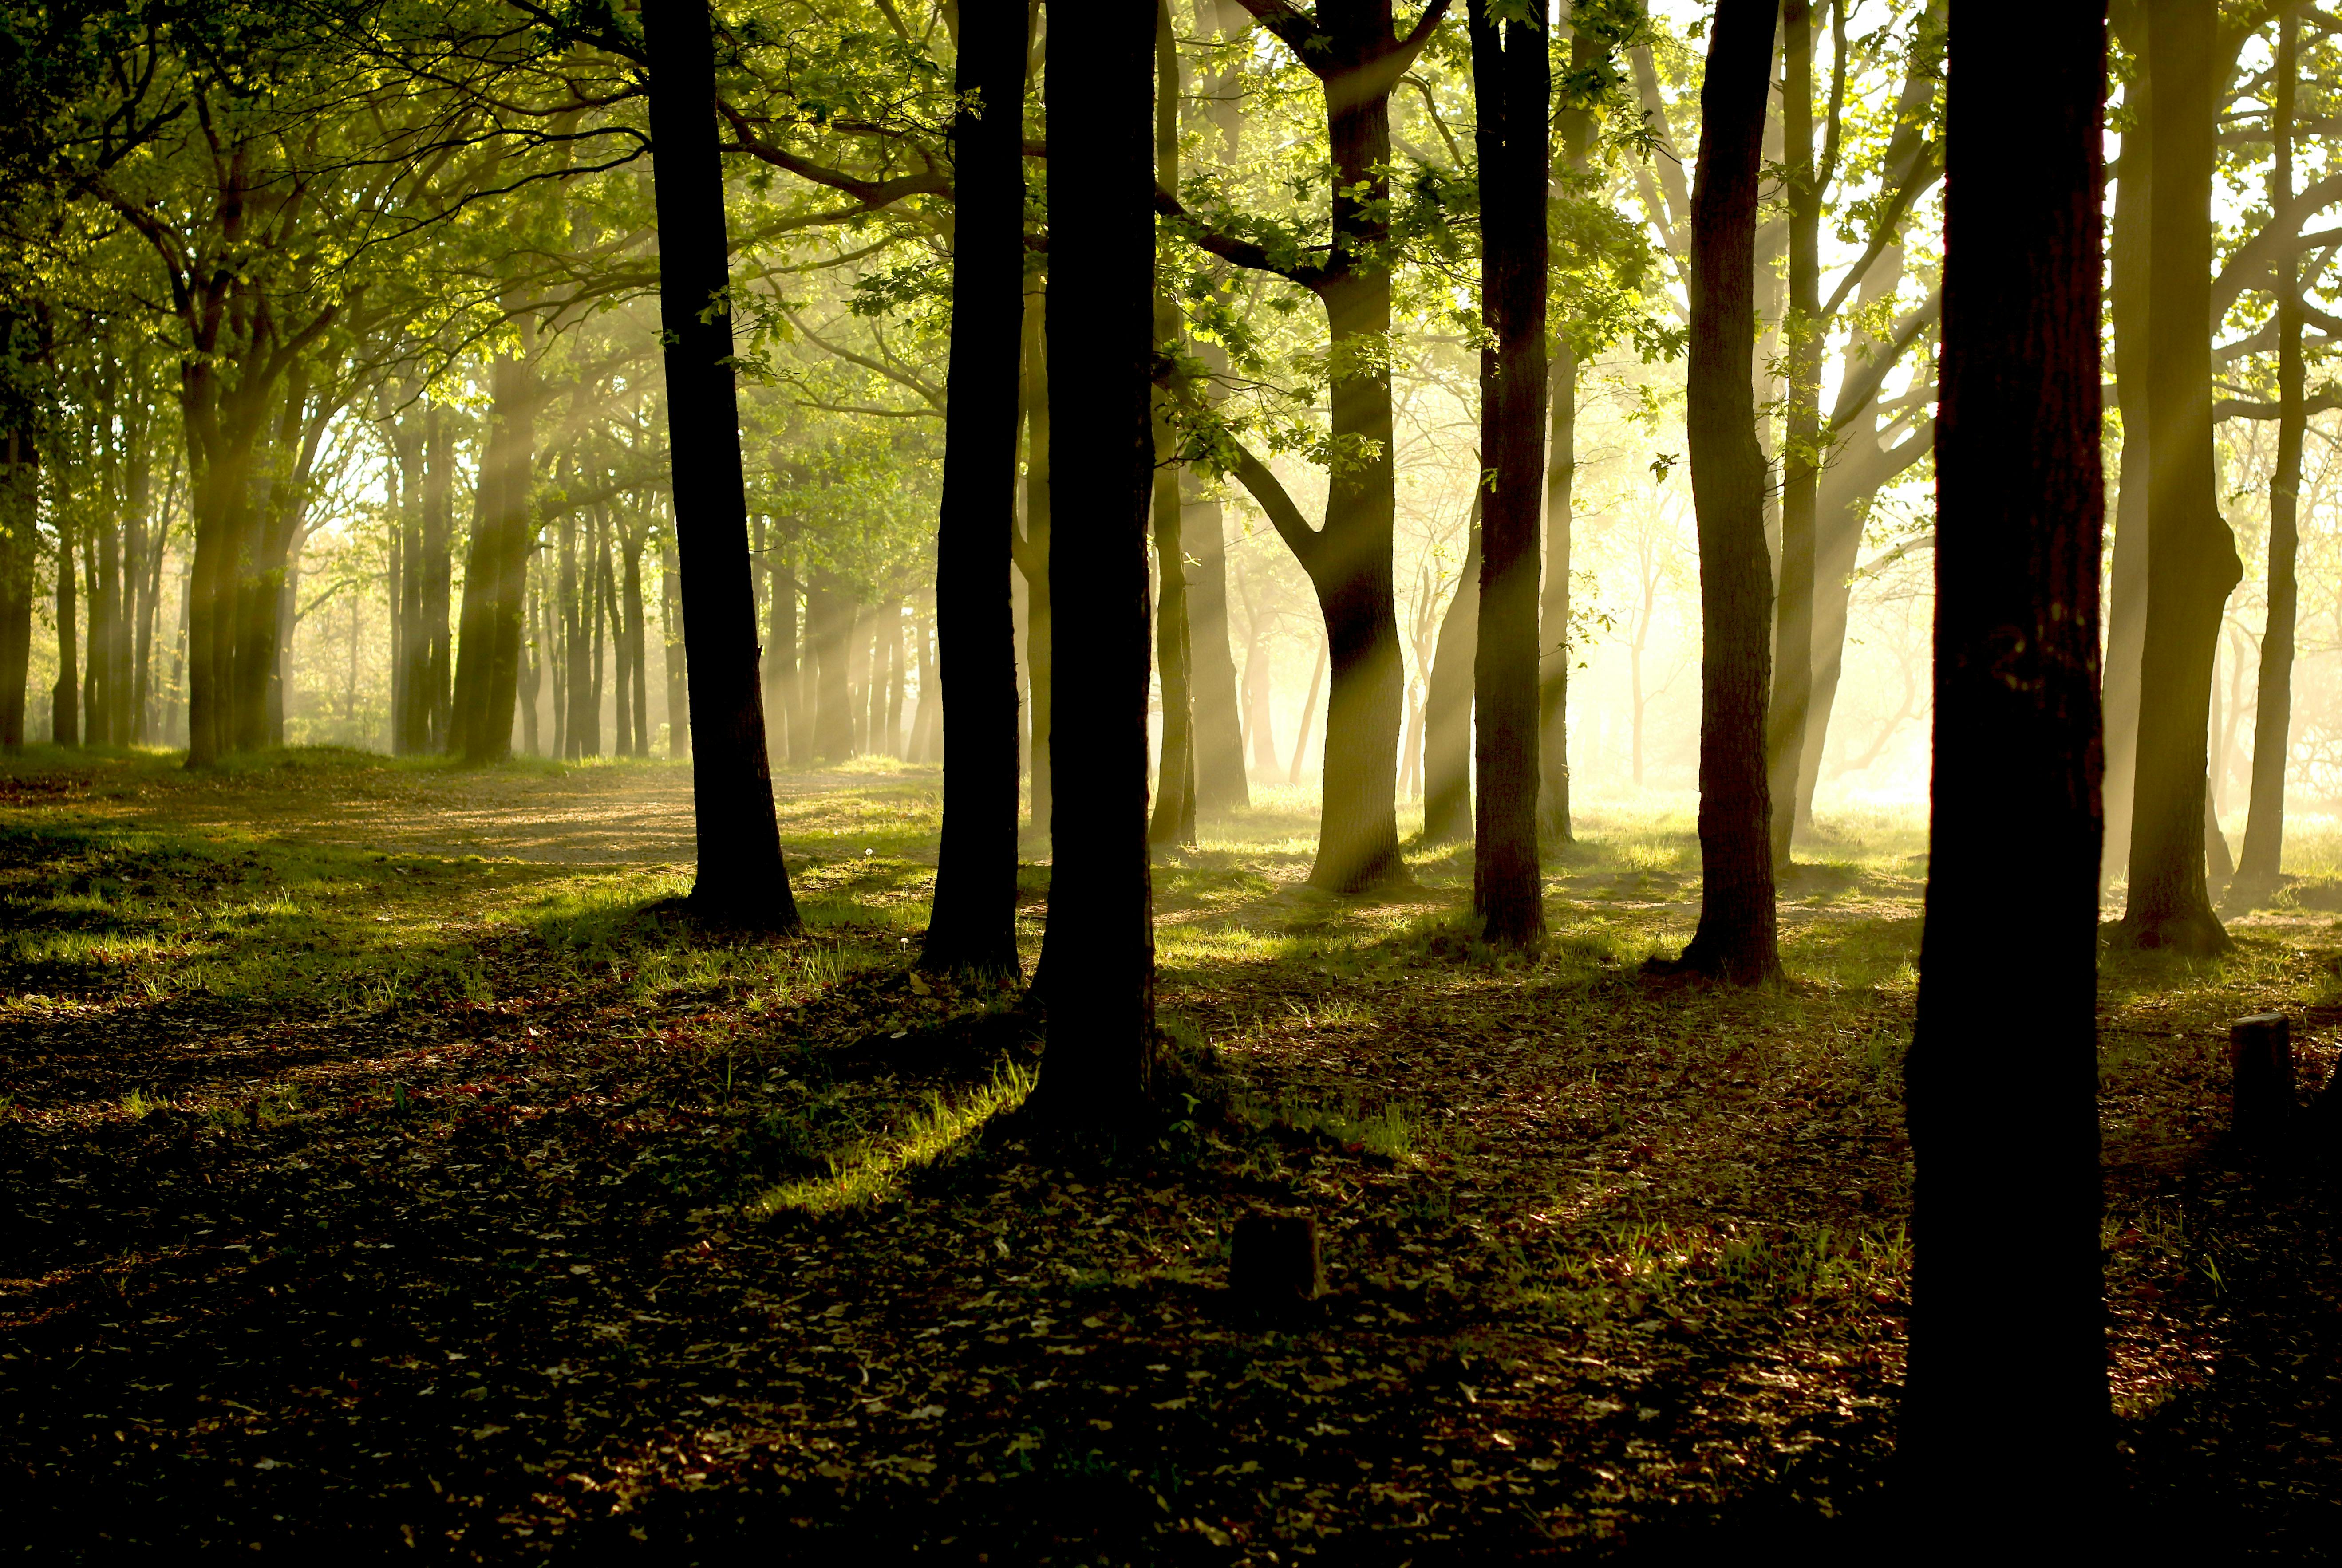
[2101,0,2152,893]
[1540,344,1576,843]
[661,524,688,758]
[1903,0,2109,1521]
[1663,0,1781,985]
[1288,637,1326,787]
[625,520,650,757]
[2231,9,2303,909]
[645,0,799,928]
[1469,0,1548,949]
[2118,0,2239,955]
[1766,0,1824,871]
[1148,0,1198,851]
[53,506,78,746]
[1422,510,1481,845]
[1015,282,1055,830]
[922,0,1030,976]
[1026,3,1157,1127]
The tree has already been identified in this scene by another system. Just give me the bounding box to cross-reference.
[643,0,801,930]
[920,0,1030,979]
[1164,0,1454,894]
[2117,0,2240,954]
[1024,1,1158,1130]
[1466,0,1548,949]
[1654,0,1781,985]
[2229,8,2304,911]
[1764,0,1842,872]
[1421,503,1480,845]
[1902,0,2109,1518]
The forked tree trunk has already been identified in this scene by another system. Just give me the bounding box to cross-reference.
[644,0,799,929]
[1468,0,1549,949]
[1903,2,2110,1522]
[1025,5,1157,1129]
[2231,9,2303,910]
[1663,0,1781,985]
[2118,0,2240,954]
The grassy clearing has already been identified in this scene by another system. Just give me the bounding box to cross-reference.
[0,749,2335,1556]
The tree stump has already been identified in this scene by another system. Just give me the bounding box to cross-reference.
[2229,1013,2294,1149]
[1232,1213,1324,1307]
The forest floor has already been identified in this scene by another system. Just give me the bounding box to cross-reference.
[0,746,2338,1561]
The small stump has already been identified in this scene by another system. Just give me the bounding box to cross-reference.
[1232,1213,1324,1308]
[2229,1012,2294,1150]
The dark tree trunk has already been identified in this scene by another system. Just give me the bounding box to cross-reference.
[923,0,1031,977]
[1468,0,1548,949]
[1766,0,1823,871]
[2117,0,2240,954]
[1903,0,2110,1517]
[645,0,799,929]
[1421,513,1479,846]
[1025,3,1157,1129]
[1663,0,1781,984]
[10,433,51,749]
[2231,9,2302,909]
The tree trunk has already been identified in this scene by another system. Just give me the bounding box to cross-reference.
[1014,280,1055,831]
[1187,365,1248,813]
[451,347,533,764]
[2231,9,2302,910]
[1025,3,1157,1127]
[2117,0,2240,954]
[561,478,588,759]
[1539,343,1576,843]
[1766,0,1823,872]
[52,504,78,747]
[1663,0,1781,985]
[625,517,649,757]
[1149,394,1198,849]
[1468,0,1549,949]
[921,0,1030,974]
[1423,531,1474,838]
[2101,0,2152,893]
[645,0,799,928]
[1903,1,2109,1518]
[661,523,688,758]
[764,534,795,765]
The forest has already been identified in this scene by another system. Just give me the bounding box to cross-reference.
[0,0,2336,1556]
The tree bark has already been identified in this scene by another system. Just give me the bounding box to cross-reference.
[1468,0,1549,949]
[2231,8,2302,909]
[1026,2,1157,1128]
[660,521,688,758]
[1903,0,2110,1518]
[1421,513,1479,846]
[644,0,800,929]
[1662,0,1781,985]
[0,429,38,751]
[1766,0,1823,872]
[1013,280,1055,831]
[2101,0,2151,892]
[51,499,77,746]
[2117,0,2240,954]
[924,0,1031,976]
